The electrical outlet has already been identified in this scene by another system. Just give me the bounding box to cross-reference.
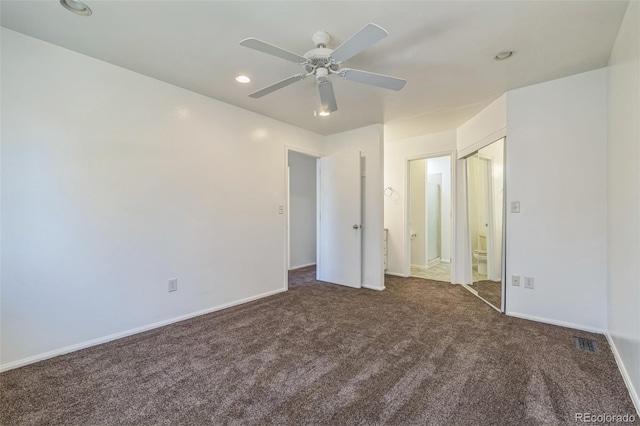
[524,276,534,289]
[511,201,521,213]
[511,275,521,286]
[168,278,178,292]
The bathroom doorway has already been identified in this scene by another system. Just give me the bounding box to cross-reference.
[464,138,505,311]
[408,154,453,282]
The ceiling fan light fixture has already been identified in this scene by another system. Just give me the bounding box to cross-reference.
[494,50,514,61]
[239,23,406,115]
[60,0,92,16]
[235,75,251,83]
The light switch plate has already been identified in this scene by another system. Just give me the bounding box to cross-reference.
[511,275,521,286]
[168,278,178,292]
[524,276,534,289]
[511,201,521,213]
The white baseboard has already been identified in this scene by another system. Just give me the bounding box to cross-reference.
[506,311,606,334]
[410,264,428,271]
[289,262,316,270]
[427,258,441,268]
[606,333,640,416]
[362,284,385,291]
[441,259,451,264]
[0,288,287,373]
[385,271,409,277]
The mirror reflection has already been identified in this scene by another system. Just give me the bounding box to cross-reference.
[466,138,504,310]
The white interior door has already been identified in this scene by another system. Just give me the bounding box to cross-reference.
[317,150,362,288]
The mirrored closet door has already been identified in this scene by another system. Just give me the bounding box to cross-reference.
[466,138,505,311]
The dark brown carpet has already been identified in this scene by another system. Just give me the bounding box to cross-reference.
[474,279,502,309]
[1,267,636,425]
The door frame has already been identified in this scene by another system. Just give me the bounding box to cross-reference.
[404,151,457,282]
[284,145,322,291]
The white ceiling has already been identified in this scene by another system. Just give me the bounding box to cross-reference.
[0,1,628,136]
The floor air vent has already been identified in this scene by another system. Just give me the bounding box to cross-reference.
[574,337,599,353]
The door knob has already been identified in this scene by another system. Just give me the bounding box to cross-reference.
[353,224,360,229]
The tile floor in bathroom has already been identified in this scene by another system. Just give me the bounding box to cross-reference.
[410,262,451,282]
[409,263,489,284]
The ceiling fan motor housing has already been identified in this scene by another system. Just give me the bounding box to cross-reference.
[304,47,339,73]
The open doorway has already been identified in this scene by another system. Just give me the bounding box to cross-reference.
[287,149,319,288]
[408,154,453,282]
[286,147,374,291]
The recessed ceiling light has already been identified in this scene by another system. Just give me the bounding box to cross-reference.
[318,111,330,117]
[235,75,251,84]
[60,0,92,16]
[494,50,514,61]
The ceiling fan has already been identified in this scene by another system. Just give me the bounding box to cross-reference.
[239,23,406,114]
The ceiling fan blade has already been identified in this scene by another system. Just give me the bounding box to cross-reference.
[240,38,307,64]
[318,80,338,112]
[249,73,307,98]
[340,68,406,91]
[331,23,388,63]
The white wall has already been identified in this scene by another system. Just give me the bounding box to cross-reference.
[0,29,325,369]
[324,124,385,290]
[457,95,506,157]
[506,68,608,331]
[288,152,317,269]
[426,156,452,262]
[383,130,456,277]
[607,0,640,412]
[425,172,441,262]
